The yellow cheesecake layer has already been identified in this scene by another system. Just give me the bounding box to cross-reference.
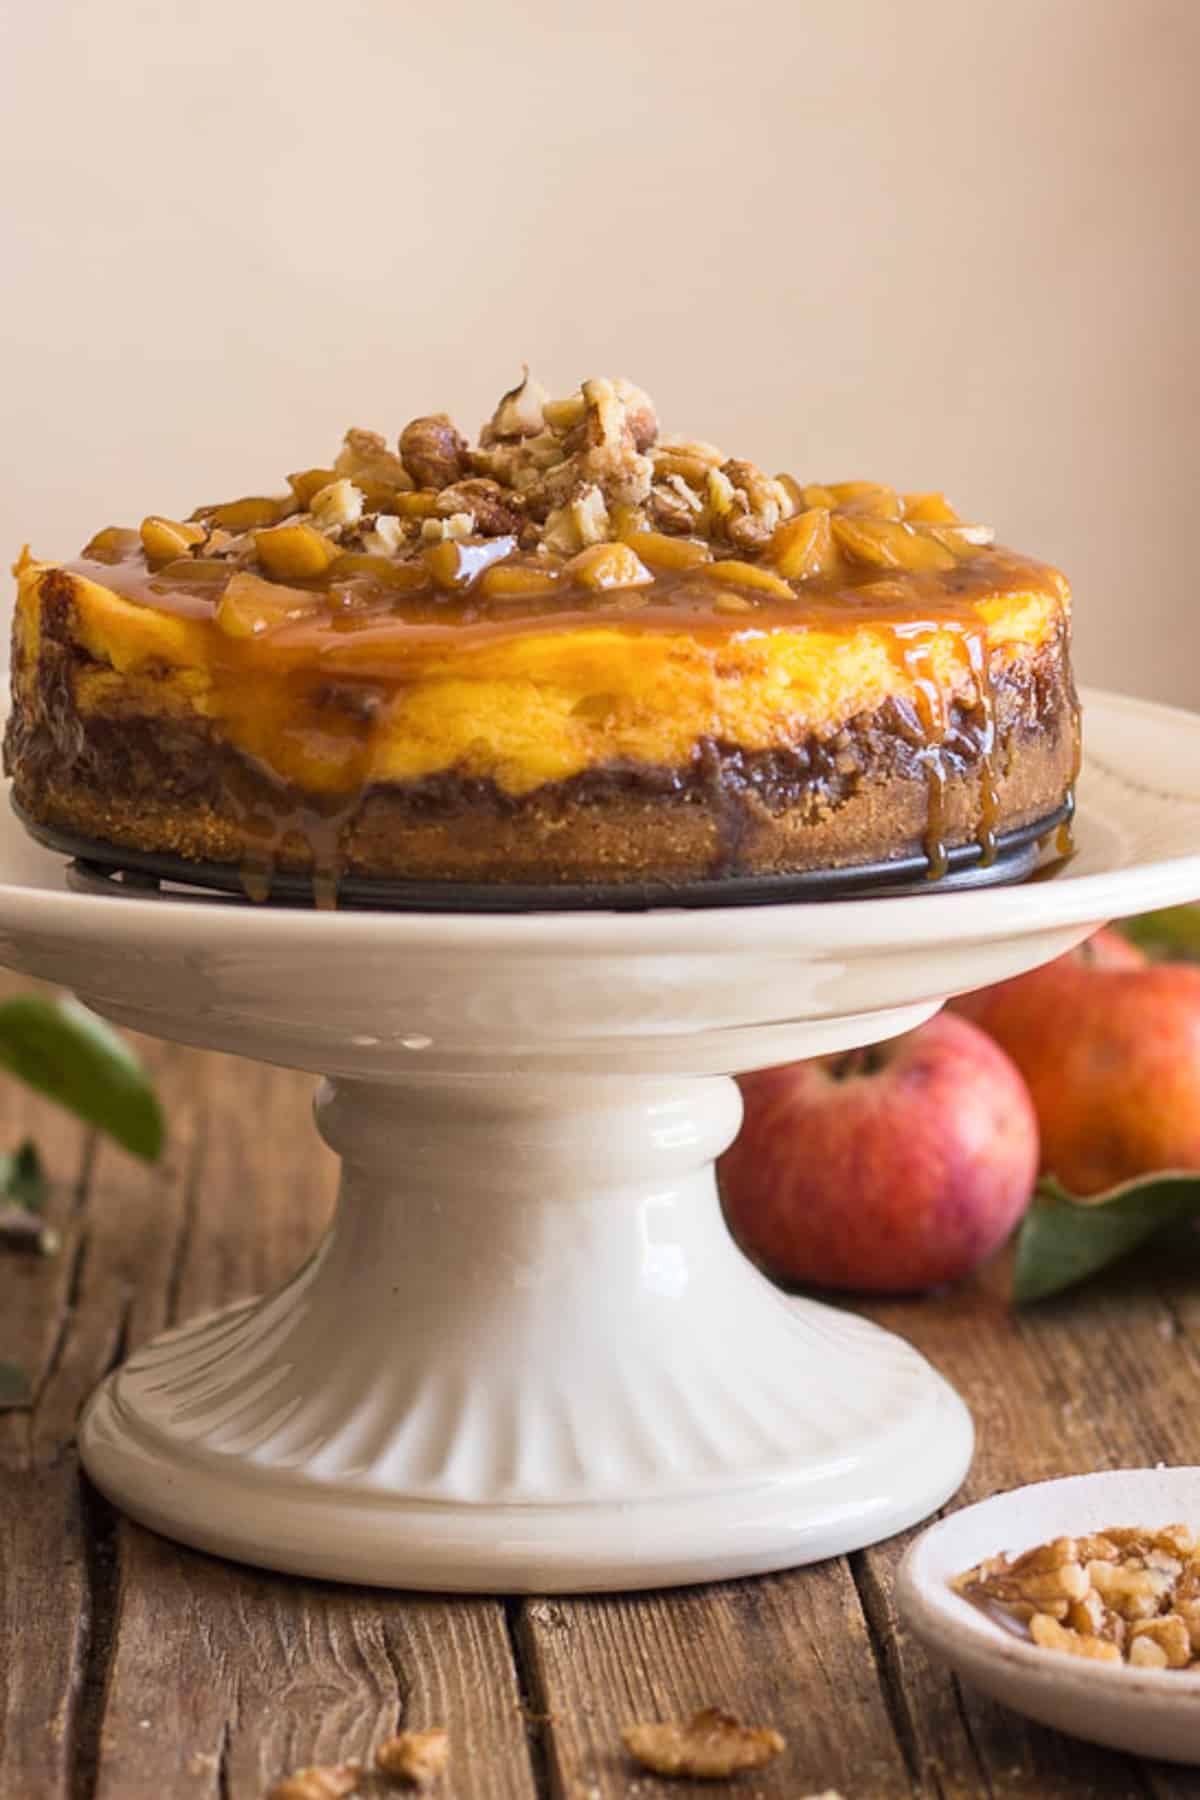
[13,553,1068,800]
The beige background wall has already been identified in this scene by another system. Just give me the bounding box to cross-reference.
[2,0,1196,702]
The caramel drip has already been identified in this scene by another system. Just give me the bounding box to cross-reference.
[893,623,951,880]
[240,856,273,905]
[1056,689,1083,859]
[965,630,1000,866]
[221,754,355,908]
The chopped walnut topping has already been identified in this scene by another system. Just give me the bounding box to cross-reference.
[310,478,365,534]
[542,393,586,434]
[420,512,476,545]
[717,458,794,553]
[335,428,413,493]
[363,514,406,556]
[543,483,611,555]
[109,372,995,606]
[265,1764,360,1800]
[956,1524,1200,1670]
[646,477,703,535]
[622,1707,785,1780]
[482,367,549,443]
[433,478,524,536]
[375,1727,449,1788]
[400,414,469,490]
[657,433,726,467]
[610,376,658,452]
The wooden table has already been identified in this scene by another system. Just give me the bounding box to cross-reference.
[5,991,1200,1799]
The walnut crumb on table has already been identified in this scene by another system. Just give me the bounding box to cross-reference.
[954,1522,1200,1667]
[621,1706,785,1779]
[375,1726,451,1788]
[265,1727,449,1799]
[265,1765,361,1800]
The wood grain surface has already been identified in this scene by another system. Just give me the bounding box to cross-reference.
[3,977,1200,1798]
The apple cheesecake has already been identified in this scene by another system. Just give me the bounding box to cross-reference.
[5,373,1078,894]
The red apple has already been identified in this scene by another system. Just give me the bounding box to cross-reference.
[719,1012,1038,1293]
[952,927,1200,1196]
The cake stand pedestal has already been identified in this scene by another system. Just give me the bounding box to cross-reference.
[82,1064,970,1590]
[1,687,1197,1591]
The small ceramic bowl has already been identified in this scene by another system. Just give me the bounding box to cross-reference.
[896,1468,1200,1764]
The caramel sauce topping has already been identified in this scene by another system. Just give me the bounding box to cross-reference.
[67,535,1062,661]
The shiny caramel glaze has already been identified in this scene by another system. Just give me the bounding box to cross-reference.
[64,537,1065,662]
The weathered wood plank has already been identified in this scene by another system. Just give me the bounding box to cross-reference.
[0,1464,89,1798]
[518,1566,915,1798]
[91,1533,536,1800]
[0,1018,207,1800]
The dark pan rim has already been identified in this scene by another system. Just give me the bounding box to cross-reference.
[12,796,1072,912]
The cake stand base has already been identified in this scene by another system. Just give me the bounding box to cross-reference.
[79,1070,972,1592]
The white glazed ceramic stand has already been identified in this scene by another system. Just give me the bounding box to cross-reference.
[81,1064,972,1592]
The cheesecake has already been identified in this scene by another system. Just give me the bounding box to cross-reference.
[5,373,1078,894]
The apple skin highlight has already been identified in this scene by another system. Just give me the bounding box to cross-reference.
[719,1012,1038,1293]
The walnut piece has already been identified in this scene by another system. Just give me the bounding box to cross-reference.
[1129,1614,1192,1668]
[400,415,469,490]
[375,1727,449,1788]
[1030,1612,1122,1663]
[542,484,611,555]
[335,428,413,493]
[646,477,703,535]
[621,1707,785,1780]
[482,367,548,443]
[1087,1557,1173,1620]
[956,1523,1200,1669]
[265,1764,360,1800]
[310,478,364,534]
[434,478,524,536]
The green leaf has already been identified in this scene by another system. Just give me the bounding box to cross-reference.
[1119,904,1200,962]
[0,1361,31,1410]
[1013,1171,1200,1305]
[0,996,163,1161]
[0,1139,48,1212]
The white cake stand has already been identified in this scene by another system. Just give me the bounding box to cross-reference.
[1,688,1198,1593]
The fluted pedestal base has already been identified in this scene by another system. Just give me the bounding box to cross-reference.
[80,1071,972,1591]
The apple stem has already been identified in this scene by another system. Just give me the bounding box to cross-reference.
[829,1044,888,1081]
